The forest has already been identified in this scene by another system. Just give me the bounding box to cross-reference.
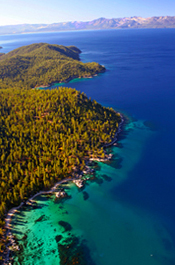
[0,87,121,259]
[0,43,105,89]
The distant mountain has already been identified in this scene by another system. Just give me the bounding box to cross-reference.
[0,16,175,35]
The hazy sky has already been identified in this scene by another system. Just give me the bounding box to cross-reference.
[0,0,175,26]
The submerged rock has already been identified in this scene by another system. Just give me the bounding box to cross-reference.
[21,234,27,240]
[144,120,158,131]
[55,235,63,243]
[58,235,96,265]
[58,221,72,232]
[101,174,112,182]
[34,215,45,223]
[83,191,89,201]
[91,177,103,185]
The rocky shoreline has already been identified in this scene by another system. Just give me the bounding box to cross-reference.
[3,113,124,265]
[35,67,106,89]
[3,166,95,265]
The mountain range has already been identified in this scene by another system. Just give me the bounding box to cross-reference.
[0,16,175,35]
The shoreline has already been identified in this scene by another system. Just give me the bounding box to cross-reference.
[4,177,82,264]
[4,112,124,265]
[34,68,106,89]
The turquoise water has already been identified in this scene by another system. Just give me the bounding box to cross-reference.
[11,120,175,264]
[2,29,175,264]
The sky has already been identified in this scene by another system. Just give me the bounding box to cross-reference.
[0,0,175,26]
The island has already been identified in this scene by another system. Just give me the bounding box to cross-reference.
[0,43,105,89]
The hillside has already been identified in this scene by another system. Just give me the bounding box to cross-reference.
[0,16,175,35]
[0,43,105,89]
[0,87,121,260]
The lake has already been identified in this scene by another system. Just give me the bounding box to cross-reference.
[1,28,175,265]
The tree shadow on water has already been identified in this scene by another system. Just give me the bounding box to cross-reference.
[101,174,112,182]
[11,229,23,235]
[105,157,123,170]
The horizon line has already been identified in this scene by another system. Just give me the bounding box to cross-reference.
[0,15,174,27]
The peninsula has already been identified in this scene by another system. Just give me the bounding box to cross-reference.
[0,42,122,264]
[0,87,122,263]
[0,43,105,89]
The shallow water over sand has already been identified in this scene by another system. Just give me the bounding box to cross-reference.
[11,120,175,265]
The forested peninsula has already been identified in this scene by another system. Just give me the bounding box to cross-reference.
[0,43,105,89]
[0,43,121,264]
[0,88,121,261]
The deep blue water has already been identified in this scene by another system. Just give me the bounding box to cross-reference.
[2,29,175,264]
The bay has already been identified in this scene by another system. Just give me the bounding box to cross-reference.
[2,29,175,264]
